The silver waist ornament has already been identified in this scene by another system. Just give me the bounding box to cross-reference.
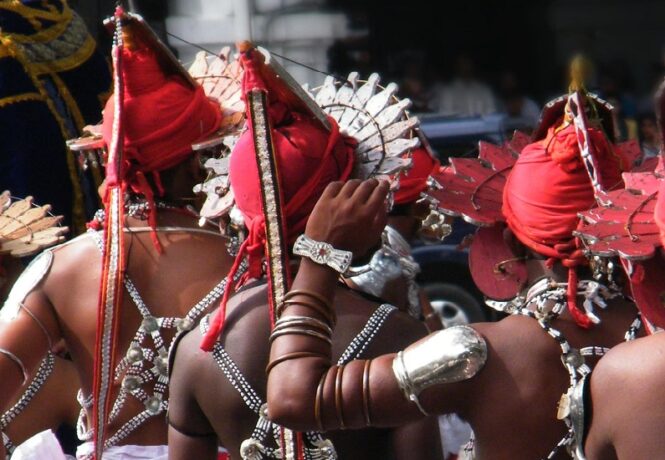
[392,325,487,415]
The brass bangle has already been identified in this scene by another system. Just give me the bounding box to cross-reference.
[274,316,333,335]
[265,351,330,375]
[284,289,333,311]
[335,364,346,430]
[279,299,336,327]
[315,372,327,432]
[268,327,332,345]
[362,359,372,427]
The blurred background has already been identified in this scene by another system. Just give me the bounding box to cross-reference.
[71,0,665,157]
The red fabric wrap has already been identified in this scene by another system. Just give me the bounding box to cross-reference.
[102,48,221,176]
[656,178,665,247]
[393,147,439,204]
[627,258,665,332]
[199,49,355,351]
[100,47,221,250]
[503,124,623,327]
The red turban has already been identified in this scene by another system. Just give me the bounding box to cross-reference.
[100,46,221,248]
[393,147,440,205]
[503,123,624,327]
[102,47,221,177]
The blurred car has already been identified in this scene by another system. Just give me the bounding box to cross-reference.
[413,113,533,327]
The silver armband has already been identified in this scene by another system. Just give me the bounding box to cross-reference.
[392,325,487,415]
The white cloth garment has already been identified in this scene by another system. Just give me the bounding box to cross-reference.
[76,442,168,460]
[11,430,72,460]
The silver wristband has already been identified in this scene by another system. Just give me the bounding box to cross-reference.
[293,234,353,274]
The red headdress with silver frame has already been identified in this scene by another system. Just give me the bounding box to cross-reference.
[430,57,637,326]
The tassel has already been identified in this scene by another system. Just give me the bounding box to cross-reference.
[566,267,593,329]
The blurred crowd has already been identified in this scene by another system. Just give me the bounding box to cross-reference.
[396,52,665,162]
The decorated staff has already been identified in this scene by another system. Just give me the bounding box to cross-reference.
[264,56,644,460]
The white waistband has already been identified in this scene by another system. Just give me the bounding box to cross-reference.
[76,442,168,460]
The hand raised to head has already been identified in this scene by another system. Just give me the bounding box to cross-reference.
[305,179,390,257]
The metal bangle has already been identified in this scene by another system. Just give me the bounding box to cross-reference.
[335,364,346,430]
[19,303,53,350]
[265,351,330,375]
[362,360,372,426]
[274,316,333,336]
[269,327,332,345]
[284,289,333,312]
[315,372,327,432]
[0,348,28,384]
[279,299,336,327]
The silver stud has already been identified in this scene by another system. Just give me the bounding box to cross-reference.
[144,395,162,415]
[127,345,143,363]
[122,375,140,391]
[141,316,159,333]
[176,317,194,332]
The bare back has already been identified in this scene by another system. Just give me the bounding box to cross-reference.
[430,299,640,460]
[27,212,234,447]
[169,282,442,459]
[584,331,665,460]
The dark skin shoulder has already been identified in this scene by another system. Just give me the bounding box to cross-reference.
[584,332,665,460]
[168,282,442,460]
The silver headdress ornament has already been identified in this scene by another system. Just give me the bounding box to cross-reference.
[303,71,420,179]
[188,46,245,234]
[194,52,421,238]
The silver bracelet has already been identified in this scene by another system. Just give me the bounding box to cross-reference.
[0,348,28,384]
[293,234,353,274]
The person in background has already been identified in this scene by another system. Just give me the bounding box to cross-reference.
[0,0,111,231]
[637,112,661,160]
[433,54,496,117]
[497,70,540,129]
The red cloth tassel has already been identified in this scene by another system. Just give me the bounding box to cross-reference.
[565,266,592,329]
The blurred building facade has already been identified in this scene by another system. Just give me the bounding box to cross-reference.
[165,0,363,85]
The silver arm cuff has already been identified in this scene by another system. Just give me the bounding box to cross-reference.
[392,325,487,415]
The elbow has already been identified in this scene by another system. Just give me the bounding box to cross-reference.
[266,379,318,431]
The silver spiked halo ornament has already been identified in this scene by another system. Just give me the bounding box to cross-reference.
[303,72,420,180]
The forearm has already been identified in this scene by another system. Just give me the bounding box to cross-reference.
[267,260,424,431]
